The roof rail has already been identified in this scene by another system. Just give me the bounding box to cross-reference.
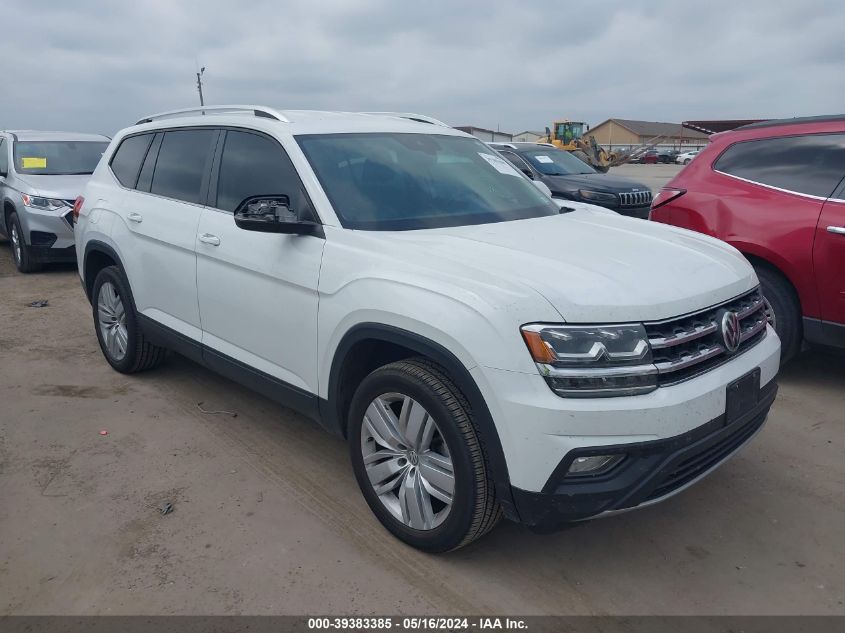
[486,142,517,150]
[135,105,290,125]
[361,112,449,127]
[736,114,845,131]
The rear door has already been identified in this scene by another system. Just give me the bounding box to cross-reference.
[195,129,325,395]
[815,176,845,338]
[113,128,218,342]
[710,133,845,318]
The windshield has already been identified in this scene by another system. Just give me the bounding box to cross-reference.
[554,122,584,143]
[520,148,597,176]
[296,133,560,230]
[14,141,108,175]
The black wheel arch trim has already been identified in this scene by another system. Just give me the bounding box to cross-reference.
[83,240,128,302]
[322,322,518,519]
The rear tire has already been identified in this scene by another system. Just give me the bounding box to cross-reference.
[92,265,167,373]
[754,265,801,362]
[7,212,41,273]
[684,158,691,165]
[348,358,501,552]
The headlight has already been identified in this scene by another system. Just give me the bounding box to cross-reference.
[521,324,657,397]
[577,189,617,204]
[21,194,70,212]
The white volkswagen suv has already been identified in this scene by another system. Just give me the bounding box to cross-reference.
[75,106,780,552]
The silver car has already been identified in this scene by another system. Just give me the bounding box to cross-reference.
[0,130,110,272]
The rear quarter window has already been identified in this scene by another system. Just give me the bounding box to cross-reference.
[714,133,845,198]
[110,134,153,188]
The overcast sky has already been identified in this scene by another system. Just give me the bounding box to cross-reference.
[1,0,842,136]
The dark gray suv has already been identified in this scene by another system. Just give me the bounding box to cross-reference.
[490,142,653,219]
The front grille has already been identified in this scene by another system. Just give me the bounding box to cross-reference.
[619,190,653,207]
[645,287,768,385]
[647,407,767,501]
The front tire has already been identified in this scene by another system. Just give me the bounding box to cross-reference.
[754,265,802,362]
[7,212,41,273]
[684,158,691,165]
[92,266,167,373]
[348,358,501,552]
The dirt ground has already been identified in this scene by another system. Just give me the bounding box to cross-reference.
[1,199,843,615]
[610,162,685,191]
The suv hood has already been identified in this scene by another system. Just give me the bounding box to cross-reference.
[543,172,649,194]
[12,174,91,200]
[387,211,756,323]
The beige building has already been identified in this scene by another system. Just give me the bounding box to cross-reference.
[587,118,709,151]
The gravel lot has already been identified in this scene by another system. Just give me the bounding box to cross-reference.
[1,165,843,615]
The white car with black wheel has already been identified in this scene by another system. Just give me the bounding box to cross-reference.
[76,106,780,552]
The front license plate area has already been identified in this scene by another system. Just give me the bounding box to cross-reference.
[725,368,761,426]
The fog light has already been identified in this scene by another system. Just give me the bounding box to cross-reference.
[567,454,625,476]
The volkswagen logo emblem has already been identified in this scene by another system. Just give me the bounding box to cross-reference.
[720,310,741,353]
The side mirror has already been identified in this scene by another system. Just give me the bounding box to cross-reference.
[233,195,322,236]
[519,166,534,179]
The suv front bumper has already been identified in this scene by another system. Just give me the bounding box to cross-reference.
[510,378,777,531]
[472,324,780,526]
[19,204,77,263]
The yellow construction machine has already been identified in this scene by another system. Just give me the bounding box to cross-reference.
[539,120,630,172]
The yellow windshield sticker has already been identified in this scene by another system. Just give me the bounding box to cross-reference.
[22,157,47,169]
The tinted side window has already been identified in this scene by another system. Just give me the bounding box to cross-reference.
[714,133,845,198]
[150,130,217,204]
[499,151,533,175]
[110,134,153,188]
[0,139,7,175]
[215,130,313,217]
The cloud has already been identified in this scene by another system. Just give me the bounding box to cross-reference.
[0,0,842,136]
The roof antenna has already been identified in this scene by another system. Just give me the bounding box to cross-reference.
[195,64,206,110]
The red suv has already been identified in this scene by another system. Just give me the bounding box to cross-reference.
[650,115,845,361]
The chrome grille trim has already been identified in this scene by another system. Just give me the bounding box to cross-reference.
[645,287,767,385]
[654,345,723,373]
[619,190,653,207]
[740,313,768,342]
[649,294,764,350]
[649,322,718,350]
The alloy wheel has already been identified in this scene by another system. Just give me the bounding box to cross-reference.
[10,223,21,265]
[97,281,129,361]
[360,393,455,530]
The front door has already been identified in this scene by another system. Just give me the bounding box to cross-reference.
[195,129,325,395]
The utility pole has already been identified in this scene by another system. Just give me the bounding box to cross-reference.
[196,67,206,107]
